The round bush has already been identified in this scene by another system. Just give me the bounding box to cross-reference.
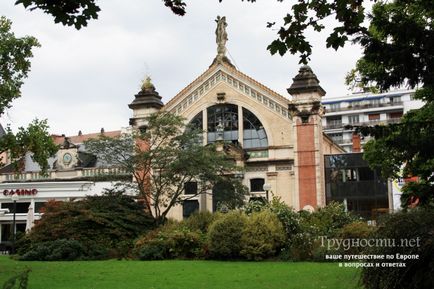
[240,210,285,260]
[207,211,247,259]
[182,211,216,233]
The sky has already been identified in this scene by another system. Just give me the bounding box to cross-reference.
[0,0,364,136]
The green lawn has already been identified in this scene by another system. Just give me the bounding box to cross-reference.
[0,256,361,289]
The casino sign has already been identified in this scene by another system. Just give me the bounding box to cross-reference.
[2,189,38,196]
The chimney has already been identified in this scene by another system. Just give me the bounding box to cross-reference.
[352,133,361,152]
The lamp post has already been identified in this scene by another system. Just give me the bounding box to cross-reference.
[263,183,272,202]
[11,194,19,254]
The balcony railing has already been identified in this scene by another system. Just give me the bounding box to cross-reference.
[325,118,402,130]
[0,167,129,182]
[325,101,404,113]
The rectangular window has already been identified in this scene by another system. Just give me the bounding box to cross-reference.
[342,169,358,182]
[183,200,199,219]
[390,96,402,103]
[327,116,342,128]
[370,99,380,106]
[368,114,380,120]
[34,202,47,213]
[329,103,341,111]
[389,111,403,119]
[250,178,265,192]
[184,182,198,195]
[348,115,359,124]
[1,202,30,214]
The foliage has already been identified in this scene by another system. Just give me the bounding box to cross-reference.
[207,211,247,259]
[361,209,434,289]
[135,221,205,260]
[182,211,217,233]
[244,196,301,242]
[240,210,285,260]
[20,239,84,261]
[300,201,357,237]
[0,16,40,116]
[362,102,434,208]
[0,17,57,174]
[14,0,186,29]
[19,189,154,259]
[0,119,58,173]
[283,202,356,261]
[85,111,247,223]
[337,221,376,255]
[267,197,301,240]
[2,268,30,289]
[14,0,100,29]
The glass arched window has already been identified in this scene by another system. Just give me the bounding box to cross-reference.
[188,111,203,145]
[243,108,268,149]
[189,104,268,149]
[207,104,238,143]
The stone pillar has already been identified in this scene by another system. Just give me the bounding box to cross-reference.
[287,65,326,210]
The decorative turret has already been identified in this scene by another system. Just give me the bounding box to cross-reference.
[287,65,325,100]
[287,65,325,122]
[129,76,164,127]
[288,65,327,211]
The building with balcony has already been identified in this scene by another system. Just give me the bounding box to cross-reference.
[322,90,424,152]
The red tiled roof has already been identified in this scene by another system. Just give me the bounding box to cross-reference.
[52,130,121,145]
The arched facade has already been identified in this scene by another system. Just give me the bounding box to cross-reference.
[129,60,344,220]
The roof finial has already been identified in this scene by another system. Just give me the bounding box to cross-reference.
[141,75,155,91]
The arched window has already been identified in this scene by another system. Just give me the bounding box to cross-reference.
[207,104,238,143]
[243,108,268,149]
[189,112,203,130]
[188,104,268,149]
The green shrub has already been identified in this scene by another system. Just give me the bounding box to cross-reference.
[138,240,168,260]
[240,210,285,260]
[166,227,205,258]
[361,209,434,289]
[182,211,216,233]
[135,221,205,260]
[337,221,376,255]
[283,202,356,261]
[267,197,301,240]
[20,239,84,261]
[301,202,357,237]
[207,211,247,259]
[19,190,154,260]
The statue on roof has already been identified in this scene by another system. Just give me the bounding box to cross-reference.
[215,16,228,59]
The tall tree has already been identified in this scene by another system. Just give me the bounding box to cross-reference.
[0,16,58,172]
[85,112,247,223]
[0,16,39,116]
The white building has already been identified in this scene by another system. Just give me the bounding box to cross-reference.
[0,130,130,246]
[322,90,424,152]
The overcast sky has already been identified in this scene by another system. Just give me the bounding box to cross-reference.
[1,0,363,136]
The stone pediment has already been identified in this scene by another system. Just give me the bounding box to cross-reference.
[164,62,293,121]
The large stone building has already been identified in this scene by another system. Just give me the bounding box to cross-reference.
[128,17,343,219]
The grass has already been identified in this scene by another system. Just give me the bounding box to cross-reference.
[0,256,361,289]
